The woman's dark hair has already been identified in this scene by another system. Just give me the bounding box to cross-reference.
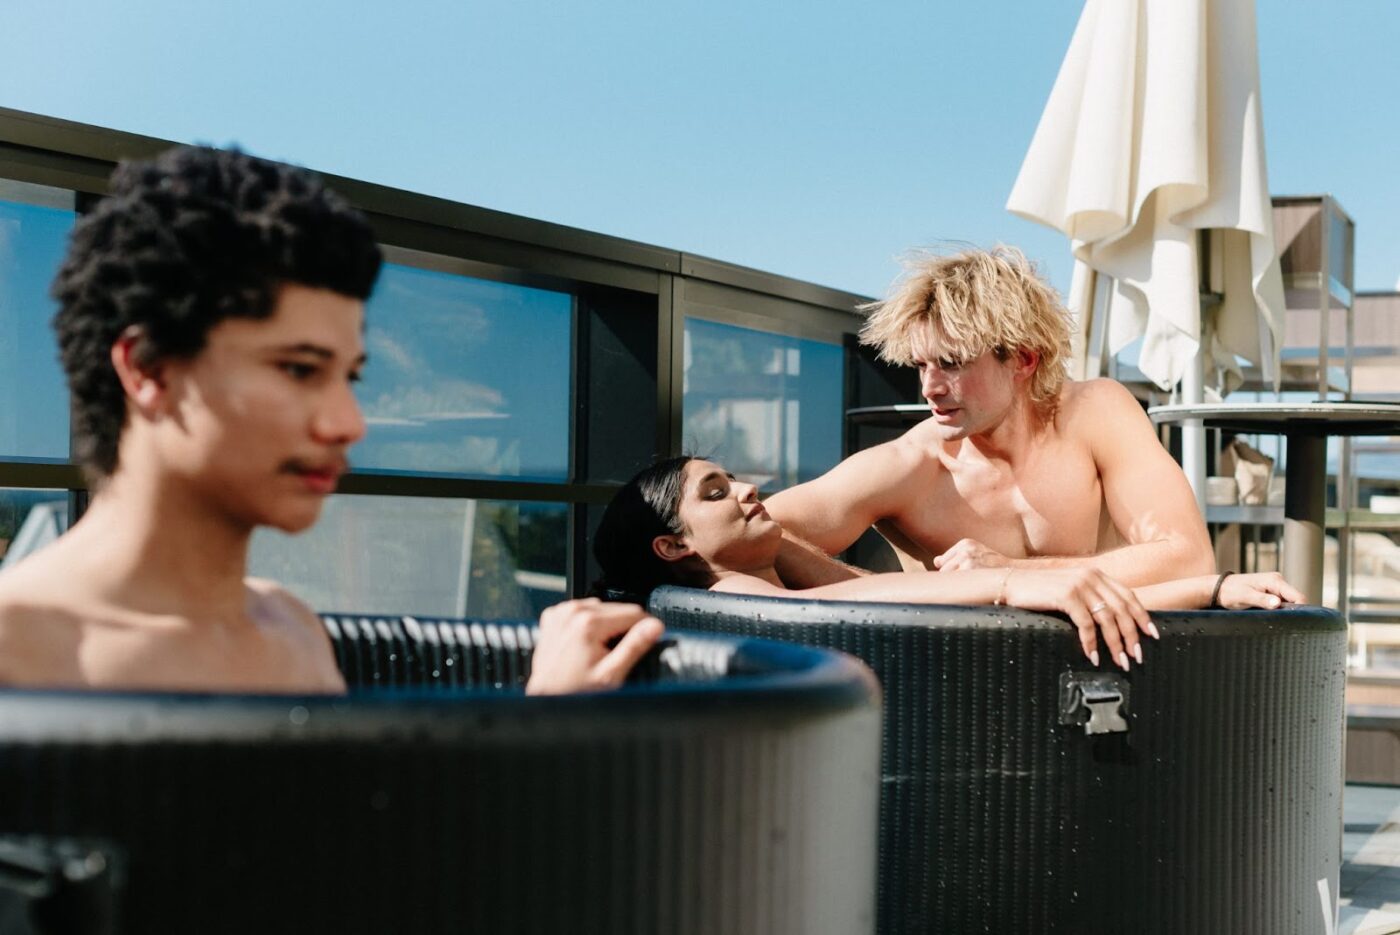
[51,144,384,480]
[591,456,698,602]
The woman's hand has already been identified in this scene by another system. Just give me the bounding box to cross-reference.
[1216,572,1306,610]
[526,598,664,695]
[1002,568,1156,670]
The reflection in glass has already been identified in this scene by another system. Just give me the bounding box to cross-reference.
[682,318,842,491]
[250,495,568,619]
[1348,444,1400,670]
[0,488,69,568]
[0,185,76,459]
[355,263,572,480]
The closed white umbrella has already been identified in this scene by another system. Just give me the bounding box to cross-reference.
[1007,0,1286,399]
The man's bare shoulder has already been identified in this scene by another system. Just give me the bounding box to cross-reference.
[1056,378,1146,433]
[245,577,322,632]
[0,566,89,686]
[848,423,945,479]
[0,529,113,607]
[1058,377,1140,410]
[0,546,87,628]
[244,577,345,689]
[0,590,82,636]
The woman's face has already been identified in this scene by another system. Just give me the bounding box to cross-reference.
[668,459,782,572]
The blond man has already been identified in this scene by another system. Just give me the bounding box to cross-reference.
[767,246,1215,589]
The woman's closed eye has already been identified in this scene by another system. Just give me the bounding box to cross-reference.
[278,361,318,381]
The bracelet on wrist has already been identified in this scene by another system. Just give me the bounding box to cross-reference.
[1209,571,1234,609]
[994,568,1012,606]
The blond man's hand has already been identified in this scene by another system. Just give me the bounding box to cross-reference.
[933,538,1011,572]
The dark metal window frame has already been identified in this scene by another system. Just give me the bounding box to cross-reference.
[0,106,911,596]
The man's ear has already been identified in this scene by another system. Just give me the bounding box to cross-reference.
[110,326,168,415]
[652,534,694,564]
[1012,348,1040,381]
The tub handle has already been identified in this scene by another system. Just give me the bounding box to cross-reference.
[1058,672,1130,735]
[0,835,116,935]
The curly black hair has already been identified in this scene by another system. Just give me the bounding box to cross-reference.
[51,145,383,480]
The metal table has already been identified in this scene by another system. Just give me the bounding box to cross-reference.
[1149,402,1400,603]
[846,404,931,427]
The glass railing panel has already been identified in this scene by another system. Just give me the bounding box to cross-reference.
[682,317,841,491]
[355,262,573,481]
[0,183,75,460]
[0,487,69,569]
[250,494,567,619]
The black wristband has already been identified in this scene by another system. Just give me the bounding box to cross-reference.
[1209,571,1234,609]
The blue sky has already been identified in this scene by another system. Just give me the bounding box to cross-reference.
[1,1,1395,299]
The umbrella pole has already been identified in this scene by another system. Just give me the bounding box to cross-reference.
[1068,262,1098,380]
[1180,350,1208,512]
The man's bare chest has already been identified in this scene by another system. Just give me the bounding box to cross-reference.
[886,453,1107,562]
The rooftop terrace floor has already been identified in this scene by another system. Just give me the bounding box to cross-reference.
[1344,783,1400,934]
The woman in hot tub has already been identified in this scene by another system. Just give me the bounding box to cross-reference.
[592,457,1303,672]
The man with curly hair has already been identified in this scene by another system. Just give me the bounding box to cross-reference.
[0,145,660,693]
[768,246,1216,599]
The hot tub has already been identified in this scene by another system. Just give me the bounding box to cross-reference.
[0,624,880,935]
[649,586,1347,935]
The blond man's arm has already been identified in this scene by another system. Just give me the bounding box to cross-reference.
[765,440,924,581]
[774,529,871,586]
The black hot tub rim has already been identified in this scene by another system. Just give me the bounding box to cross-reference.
[0,627,883,935]
[647,584,1348,935]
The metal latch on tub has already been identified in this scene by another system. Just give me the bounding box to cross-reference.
[1059,671,1130,735]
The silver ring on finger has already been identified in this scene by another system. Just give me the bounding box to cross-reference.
[1089,601,1108,614]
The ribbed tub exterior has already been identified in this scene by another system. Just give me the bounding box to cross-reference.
[649,587,1347,935]
[0,635,881,935]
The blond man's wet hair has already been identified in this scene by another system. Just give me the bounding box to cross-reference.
[859,245,1073,414]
